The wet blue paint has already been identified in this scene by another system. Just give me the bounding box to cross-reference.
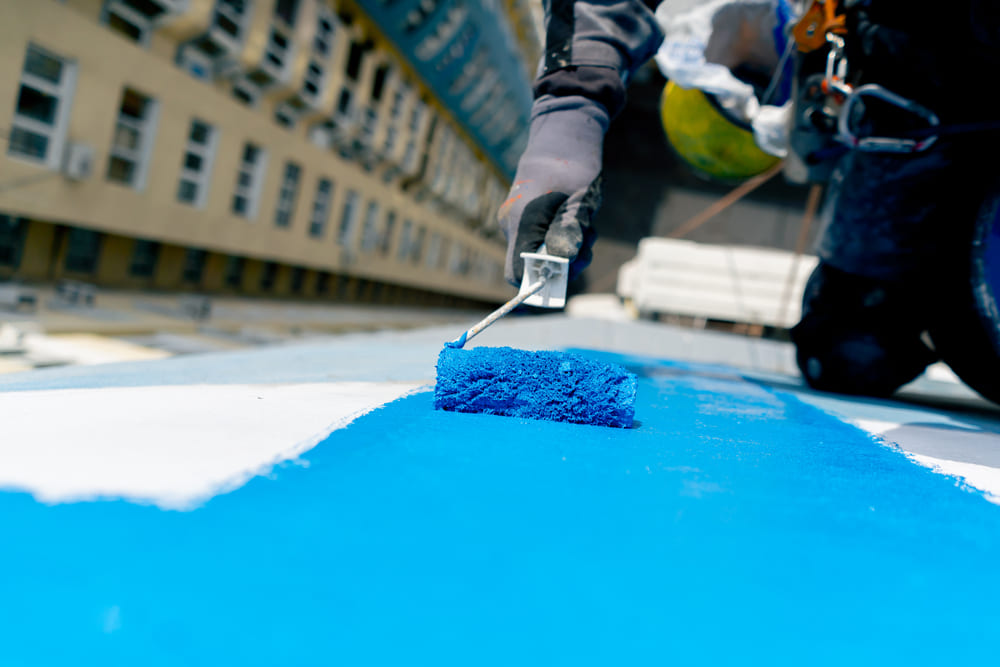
[435,346,637,427]
[445,331,468,349]
[3,353,1000,664]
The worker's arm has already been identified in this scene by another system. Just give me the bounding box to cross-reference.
[499,0,664,285]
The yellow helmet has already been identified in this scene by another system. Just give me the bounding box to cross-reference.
[660,81,780,183]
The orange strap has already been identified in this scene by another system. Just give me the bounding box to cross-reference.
[792,0,846,53]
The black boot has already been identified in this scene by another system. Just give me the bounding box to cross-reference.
[791,263,937,397]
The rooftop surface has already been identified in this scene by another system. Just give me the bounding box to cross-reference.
[2,313,999,663]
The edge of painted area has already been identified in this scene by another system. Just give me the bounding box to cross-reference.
[0,381,426,511]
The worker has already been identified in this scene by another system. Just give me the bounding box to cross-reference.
[498,0,1000,400]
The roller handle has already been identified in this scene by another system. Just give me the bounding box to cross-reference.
[447,277,547,349]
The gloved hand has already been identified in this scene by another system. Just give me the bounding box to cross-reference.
[498,94,608,286]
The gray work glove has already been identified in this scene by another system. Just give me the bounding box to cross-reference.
[498,94,608,286]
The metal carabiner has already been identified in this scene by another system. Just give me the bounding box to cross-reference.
[836,84,941,153]
[822,33,852,98]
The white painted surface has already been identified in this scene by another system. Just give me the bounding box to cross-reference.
[909,454,1000,504]
[853,417,1000,503]
[0,382,421,510]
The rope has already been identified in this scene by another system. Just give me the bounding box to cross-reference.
[668,161,786,240]
[776,183,823,328]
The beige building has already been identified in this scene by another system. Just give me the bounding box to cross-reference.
[0,0,538,306]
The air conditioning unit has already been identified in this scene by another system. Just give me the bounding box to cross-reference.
[61,142,95,181]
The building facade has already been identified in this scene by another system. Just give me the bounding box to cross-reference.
[0,0,538,306]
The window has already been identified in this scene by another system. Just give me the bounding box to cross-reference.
[224,255,244,288]
[425,232,442,268]
[213,0,249,41]
[435,238,450,270]
[337,89,353,116]
[360,201,379,252]
[274,162,301,228]
[177,119,217,207]
[107,87,158,189]
[260,261,279,290]
[345,41,366,81]
[402,0,440,34]
[383,126,397,154]
[379,211,396,256]
[64,228,102,274]
[8,44,76,168]
[232,78,260,107]
[129,239,160,277]
[409,101,425,132]
[265,28,290,73]
[371,64,390,102]
[290,267,305,293]
[232,143,267,219]
[316,271,331,294]
[104,11,146,43]
[274,103,297,128]
[0,215,27,268]
[314,11,336,55]
[396,219,413,261]
[449,47,486,95]
[415,2,470,63]
[308,178,334,238]
[274,0,300,25]
[410,226,426,263]
[360,107,378,146]
[101,0,173,45]
[182,248,207,283]
[390,85,407,118]
[302,61,326,102]
[337,190,360,246]
[461,67,498,113]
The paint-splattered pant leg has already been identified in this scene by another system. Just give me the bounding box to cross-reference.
[791,141,995,396]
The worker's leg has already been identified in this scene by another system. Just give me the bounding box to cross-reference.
[791,261,937,397]
[788,2,1000,397]
[790,144,986,397]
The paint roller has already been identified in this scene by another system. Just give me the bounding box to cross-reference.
[434,250,638,428]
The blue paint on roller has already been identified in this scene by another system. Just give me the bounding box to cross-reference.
[445,331,468,349]
[434,346,637,427]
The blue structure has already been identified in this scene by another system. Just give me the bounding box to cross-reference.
[356,0,535,176]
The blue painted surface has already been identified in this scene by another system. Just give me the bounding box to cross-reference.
[3,352,1000,664]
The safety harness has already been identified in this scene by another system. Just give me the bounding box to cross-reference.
[792,0,943,159]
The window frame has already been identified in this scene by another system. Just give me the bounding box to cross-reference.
[8,44,77,169]
[308,177,334,238]
[360,200,380,252]
[274,161,302,228]
[106,87,159,190]
[232,142,268,220]
[337,189,361,247]
[176,118,218,208]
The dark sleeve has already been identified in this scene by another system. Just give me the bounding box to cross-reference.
[532,0,664,116]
